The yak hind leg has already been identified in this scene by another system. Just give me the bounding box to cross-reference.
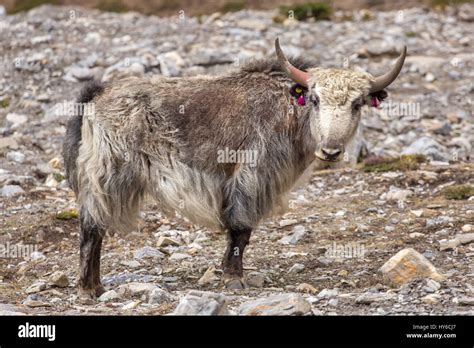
[221,227,252,290]
[78,209,106,299]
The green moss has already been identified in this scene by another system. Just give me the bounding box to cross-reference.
[56,208,78,220]
[272,15,286,24]
[361,12,373,21]
[0,97,10,108]
[10,0,59,14]
[97,0,128,13]
[221,0,247,13]
[52,172,65,182]
[362,154,427,173]
[441,185,474,200]
[405,31,417,38]
[280,2,332,21]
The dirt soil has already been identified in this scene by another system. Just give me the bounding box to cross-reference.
[1,161,473,315]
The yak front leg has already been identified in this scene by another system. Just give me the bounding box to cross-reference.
[78,210,106,299]
[222,228,252,290]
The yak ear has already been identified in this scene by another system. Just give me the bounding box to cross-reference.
[369,89,388,102]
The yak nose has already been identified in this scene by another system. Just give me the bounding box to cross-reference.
[321,147,342,161]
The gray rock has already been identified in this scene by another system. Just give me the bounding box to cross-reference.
[134,246,165,260]
[49,271,69,288]
[23,294,50,308]
[6,113,28,128]
[116,282,159,301]
[0,304,26,316]
[36,94,50,102]
[197,266,219,285]
[156,236,181,247]
[172,290,229,315]
[30,251,46,260]
[422,279,441,293]
[355,292,397,304]
[439,233,474,250]
[66,66,94,81]
[421,294,441,304]
[98,290,121,302]
[385,188,413,202]
[169,252,191,261]
[247,271,265,288]
[278,225,306,245]
[364,40,399,57]
[238,293,311,316]
[1,185,24,197]
[158,51,185,77]
[0,137,19,150]
[148,288,176,304]
[426,216,454,228]
[457,297,474,306]
[425,72,436,82]
[25,281,47,294]
[102,59,146,82]
[289,263,305,273]
[189,45,234,66]
[402,136,449,161]
[102,272,156,286]
[120,260,141,269]
[279,219,298,227]
[6,151,26,163]
[317,288,339,300]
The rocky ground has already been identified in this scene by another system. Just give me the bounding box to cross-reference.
[0,4,473,315]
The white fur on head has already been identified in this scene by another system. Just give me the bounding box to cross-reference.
[307,68,373,152]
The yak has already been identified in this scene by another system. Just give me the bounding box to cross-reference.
[63,38,406,297]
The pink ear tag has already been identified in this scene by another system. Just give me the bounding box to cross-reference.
[297,95,306,106]
[371,96,379,107]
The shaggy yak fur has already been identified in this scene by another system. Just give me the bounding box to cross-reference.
[64,53,392,296]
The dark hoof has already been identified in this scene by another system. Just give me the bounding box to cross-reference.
[78,284,106,299]
[224,276,247,290]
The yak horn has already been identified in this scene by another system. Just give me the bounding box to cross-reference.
[275,38,310,87]
[369,46,407,93]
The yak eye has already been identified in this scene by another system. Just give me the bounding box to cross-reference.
[310,95,319,107]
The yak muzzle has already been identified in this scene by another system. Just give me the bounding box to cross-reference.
[316,145,344,162]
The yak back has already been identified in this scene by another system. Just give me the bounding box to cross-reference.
[92,57,316,172]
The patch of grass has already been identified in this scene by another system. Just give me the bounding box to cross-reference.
[280,2,332,22]
[0,97,10,108]
[431,0,473,9]
[441,184,474,200]
[154,0,180,11]
[10,0,59,14]
[361,10,373,21]
[56,208,78,220]
[272,15,286,24]
[52,172,65,182]
[97,0,128,13]
[362,154,427,173]
[405,31,417,38]
[221,0,247,13]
